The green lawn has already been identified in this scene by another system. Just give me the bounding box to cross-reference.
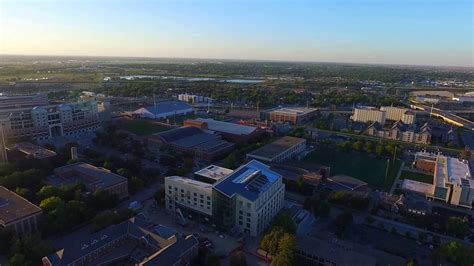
[123,120,171,135]
[304,146,400,190]
[399,171,433,184]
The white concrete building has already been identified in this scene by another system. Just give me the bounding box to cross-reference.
[178,94,212,104]
[0,100,100,141]
[165,176,214,217]
[404,152,474,208]
[350,107,386,124]
[380,106,416,124]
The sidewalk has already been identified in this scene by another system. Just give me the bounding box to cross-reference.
[389,161,405,194]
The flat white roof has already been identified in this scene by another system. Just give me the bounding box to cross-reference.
[402,179,435,195]
[194,165,233,181]
[196,118,257,135]
[436,156,473,187]
[269,107,317,116]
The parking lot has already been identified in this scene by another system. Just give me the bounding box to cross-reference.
[141,199,242,257]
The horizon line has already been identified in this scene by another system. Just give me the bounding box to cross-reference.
[1,53,473,69]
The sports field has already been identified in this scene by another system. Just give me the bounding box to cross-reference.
[400,171,433,184]
[123,120,171,135]
[304,146,400,190]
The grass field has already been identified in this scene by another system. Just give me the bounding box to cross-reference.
[399,171,433,184]
[123,120,171,135]
[304,146,400,190]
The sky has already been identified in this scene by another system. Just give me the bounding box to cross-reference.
[0,0,473,66]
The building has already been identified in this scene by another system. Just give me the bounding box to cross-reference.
[260,107,318,124]
[165,160,284,236]
[246,136,306,163]
[194,165,233,184]
[0,93,48,109]
[184,118,262,142]
[97,100,111,123]
[404,152,474,208]
[53,162,129,200]
[350,107,386,124]
[366,121,431,144]
[178,93,212,104]
[296,236,376,266]
[0,186,42,236]
[13,142,57,159]
[42,215,198,266]
[165,176,214,219]
[0,99,100,142]
[149,127,234,161]
[213,160,285,236]
[133,101,194,120]
[326,175,369,193]
[380,106,416,124]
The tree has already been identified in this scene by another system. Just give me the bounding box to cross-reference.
[375,145,384,156]
[154,185,166,206]
[364,141,373,153]
[40,196,65,211]
[116,168,132,178]
[418,232,427,242]
[15,187,33,201]
[260,227,285,255]
[335,211,353,238]
[433,241,474,266]
[229,251,247,266]
[205,251,220,266]
[7,234,52,266]
[446,217,469,238]
[36,185,61,200]
[352,141,363,151]
[272,233,296,266]
[128,176,144,195]
[271,213,296,234]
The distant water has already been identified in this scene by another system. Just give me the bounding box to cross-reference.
[119,75,264,83]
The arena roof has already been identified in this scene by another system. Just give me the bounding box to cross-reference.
[195,118,257,135]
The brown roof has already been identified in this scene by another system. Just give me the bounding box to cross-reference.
[0,186,42,225]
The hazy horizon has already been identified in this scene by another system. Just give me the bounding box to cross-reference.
[1,0,473,67]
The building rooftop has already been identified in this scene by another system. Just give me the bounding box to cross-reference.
[247,136,305,161]
[268,107,317,116]
[327,175,368,191]
[401,179,435,195]
[0,186,42,225]
[44,214,198,266]
[165,176,213,189]
[194,165,233,182]
[438,156,472,186]
[195,118,257,135]
[154,127,234,153]
[137,101,192,115]
[213,160,281,201]
[296,236,376,266]
[54,162,127,190]
[14,142,57,159]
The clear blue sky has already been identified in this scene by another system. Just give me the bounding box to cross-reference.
[1,0,473,66]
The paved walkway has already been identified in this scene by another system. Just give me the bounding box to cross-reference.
[389,161,405,194]
[371,215,473,247]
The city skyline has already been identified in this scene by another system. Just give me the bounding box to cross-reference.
[0,0,473,67]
